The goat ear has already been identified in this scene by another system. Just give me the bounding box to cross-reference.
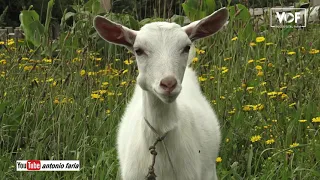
[182,8,229,41]
[93,16,137,47]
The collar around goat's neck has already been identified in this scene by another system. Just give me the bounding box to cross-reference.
[143,91,179,134]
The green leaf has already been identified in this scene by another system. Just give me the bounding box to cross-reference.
[182,3,205,21]
[204,0,216,14]
[19,10,44,47]
[228,4,255,41]
[92,0,101,14]
[0,102,9,114]
[44,0,55,35]
[281,27,294,38]
[247,144,253,176]
[127,15,140,30]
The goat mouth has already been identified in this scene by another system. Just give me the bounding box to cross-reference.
[153,88,180,103]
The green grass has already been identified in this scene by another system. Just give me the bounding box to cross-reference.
[0,18,319,180]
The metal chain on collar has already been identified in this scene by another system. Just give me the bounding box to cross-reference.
[144,117,178,180]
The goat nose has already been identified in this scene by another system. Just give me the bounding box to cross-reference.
[160,76,177,93]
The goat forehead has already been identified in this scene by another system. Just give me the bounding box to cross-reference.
[135,22,189,47]
[141,22,182,31]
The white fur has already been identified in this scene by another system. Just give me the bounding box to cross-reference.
[93,8,228,180]
[117,23,221,180]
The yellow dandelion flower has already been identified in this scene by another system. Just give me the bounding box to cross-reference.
[0,59,7,65]
[286,150,293,154]
[281,93,288,99]
[243,105,252,111]
[221,69,229,74]
[257,104,264,111]
[266,42,274,46]
[228,110,236,114]
[88,72,97,76]
[108,92,115,96]
[250,135,261,142]
[124,59,134,65]
[216,157,222,163]
[231,37,238,41]
[220,96,226,100]
[309,49,319,54]
[289,103,296,107]
[266,92,276,96]
[46,78,54,82]
[276,92,283,96]
[192,57,199,63]
[122,69,129,74]
[23,66,33,71]
[51,81,57,87]
[287,51,296,55]
[7,39,14,46]
[312,117,320,122]
[198,49,205,54]
[265,139,275,145]
[53,99,59,104]
[80,70,86,76]
[42,58,52,63]
[0,41,4,45]
[260,90,267,95]
[95,57,102,61]
[250,42,257,46]
[72,58,81,62]
[91,93,100,99]
[224,57,232,61]
[255,65,262,70]
[246,87,254,91]
[298,119,307,123]
[290,143,299,148]
[61,98,68,104]
[257,71,264,76]
[120,81,127,86]
[198,76,207,82]
[256,37,265,43]
[101,82,109,87]
[292,74,301,79]
[195,48,205,54]
[280,86,287,91]
[1,71,6,77]
[99,90,107,94]
[248,59,254,64]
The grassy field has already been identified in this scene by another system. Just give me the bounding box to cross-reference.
[0,8,320,180]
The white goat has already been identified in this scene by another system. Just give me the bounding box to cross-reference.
[94,8,229,180]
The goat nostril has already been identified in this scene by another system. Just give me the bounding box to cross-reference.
[160,77,177,92]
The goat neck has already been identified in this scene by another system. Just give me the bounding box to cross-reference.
[142,90,179,136]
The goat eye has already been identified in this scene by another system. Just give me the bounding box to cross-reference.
[135,49,144,56]
[183,45,191,53]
